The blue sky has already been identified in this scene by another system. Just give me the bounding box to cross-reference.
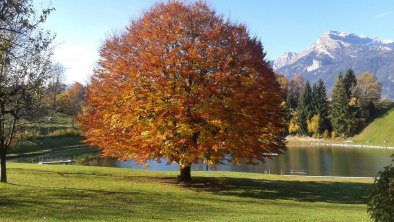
[36,0,394,84]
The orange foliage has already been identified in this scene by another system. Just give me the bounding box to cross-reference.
[275,73,289,96]
[57,82,85,116]
[289,74,304,96]
[79,1,286,171]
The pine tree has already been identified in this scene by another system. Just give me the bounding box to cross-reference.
[343,68,357,99]
[344,68,359,134]
[286,90,297,110]
[296,81,313,135]
[312,79,330,133]
[330,74,353,136]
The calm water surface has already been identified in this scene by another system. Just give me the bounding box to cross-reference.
[76,146,393,177]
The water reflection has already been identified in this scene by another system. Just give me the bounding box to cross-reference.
[76,146,393,177]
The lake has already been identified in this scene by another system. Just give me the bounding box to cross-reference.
[73,146,394,177]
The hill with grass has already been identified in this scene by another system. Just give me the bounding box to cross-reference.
[353,107,394,146]
[7,111,97,163]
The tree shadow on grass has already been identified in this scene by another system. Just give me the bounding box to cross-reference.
[9,167,116,178]
[0,180,228,221]
[182,176,371,204]
[0,183,142,221]
[371,102,394,120]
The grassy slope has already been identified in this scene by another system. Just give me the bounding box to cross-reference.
[7,136,99,162]
[352,108,394,146]
[20,112,75,134]
[8,111,98,162]
[0,163,373,222]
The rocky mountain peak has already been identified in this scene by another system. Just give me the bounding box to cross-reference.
[320,31,374,45]
[273,52,298,70]
[274,31,394,99]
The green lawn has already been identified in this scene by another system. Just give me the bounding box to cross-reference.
[0,163,373,221]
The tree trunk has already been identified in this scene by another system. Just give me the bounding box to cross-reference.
[0,150,6,183]
[179,165,191,183]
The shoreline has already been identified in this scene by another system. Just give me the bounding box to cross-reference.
[307,142,394,149]
[286,136,394,149]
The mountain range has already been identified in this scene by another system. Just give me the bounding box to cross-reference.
[273,31,394,99]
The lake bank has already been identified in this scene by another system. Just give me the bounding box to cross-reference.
[75,145,393,177]
[7,136,393,177]
[286,136,394,149]
[0,163,373,222]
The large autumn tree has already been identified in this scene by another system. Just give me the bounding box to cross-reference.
[79,1,286,182]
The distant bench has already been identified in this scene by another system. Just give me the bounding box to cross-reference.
[290,170,307,175]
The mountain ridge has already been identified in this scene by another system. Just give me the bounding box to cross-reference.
[274,31,394,99]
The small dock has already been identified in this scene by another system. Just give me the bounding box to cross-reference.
[39,160,75,165]
[38,155,76,165]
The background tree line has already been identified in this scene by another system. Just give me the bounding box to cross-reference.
[278,68,383,138]
[43,64,86,127]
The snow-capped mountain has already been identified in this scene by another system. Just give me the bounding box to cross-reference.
[274,31,394,98]
[273,52,298,70]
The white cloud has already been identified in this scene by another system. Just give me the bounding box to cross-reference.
[52,43,98,85]
[372,11,391,19]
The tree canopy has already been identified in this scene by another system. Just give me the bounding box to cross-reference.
[355,72,382,106]
[57,82,85,127]
[79,1,286,182]
[286,74,304,110]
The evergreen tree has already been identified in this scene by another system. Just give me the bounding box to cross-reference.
[312,79,330,133]
[296,81,314,135]
[311,83,319,115]
[344,68,360,134]
[330,74,353,136]
[286,90,298,110]
[343,68,357,99]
